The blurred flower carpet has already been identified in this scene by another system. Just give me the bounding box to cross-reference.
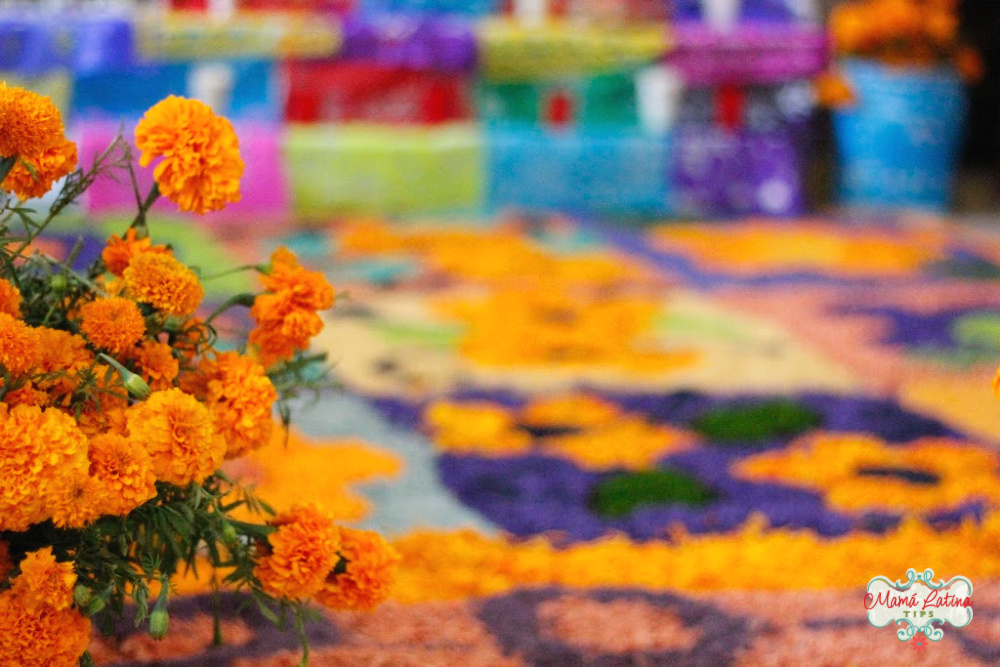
[40,213,1000,665]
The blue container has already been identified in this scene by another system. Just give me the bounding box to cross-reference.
[487,127,673,216]
[72,61,279,122]
[360,0,498,15]
[833,59,968,211]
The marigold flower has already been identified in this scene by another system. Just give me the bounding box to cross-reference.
[0,277,22,317]
[126,388,224,486]
[33,328,93,400]
[0,82,65,160]
[135,96,243,214]
[0,587,91,667]
[254,504,341,600]
[88,433,158,515]
[79,297,146,355]
[249,247,335,367]
[316,527,399,611]
[123,252,204,317]
[102,228,173,277]
[2,136,77,201]
[0,312,40,376]
[11,548,76,613]
[49,476,106,530]
[0,404,89,531]
[260,247,336,311]
[129,340,179,391]
[3,381,50,407]
[187,352,277,459]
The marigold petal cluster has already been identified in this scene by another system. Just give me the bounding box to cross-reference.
[249,248,335,368]
[254,504,341,600]
[123,252,204,317]
[129,340,179,391]
[135,96,243,214]
[126,388,223,486]
[79,297,146,355]
[0,82,65,160]
[102,228,173,277]
[2,136,77,201]
[0,569,90,667]
[0,541,11,583]
[88,433,158,515]
[0,312,40,376]
[186,352,277,459]
[49,476,106,529]
[0,278,22,317]
[12,548,76,613]
[0,404,89,531]
[315,528,399,611]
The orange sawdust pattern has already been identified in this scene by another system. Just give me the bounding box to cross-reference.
[435,287,698,372]
[424,395,695,470]
[336,219,658,290]
[650,222,946,277]
[538,595,702,653]
[389,515,1000,603]
[223,427,402,523]
[734,432,1000,513]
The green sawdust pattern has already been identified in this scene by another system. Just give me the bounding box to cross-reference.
[691,400,823,444]
[590,469,718,518]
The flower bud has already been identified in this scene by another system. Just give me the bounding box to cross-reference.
[50,274,68,293]
[149,606,169,640]
[123,372,152,400]
[74,585,92,609]
[99,353,152,400]
[84,595,106,617]
[221,521,239,546]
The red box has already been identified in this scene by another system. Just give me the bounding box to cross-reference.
[283,61,475,125]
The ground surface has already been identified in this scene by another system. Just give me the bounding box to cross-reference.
[48,212,1000,666]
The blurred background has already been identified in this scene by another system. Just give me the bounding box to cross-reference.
[3,0,996,224]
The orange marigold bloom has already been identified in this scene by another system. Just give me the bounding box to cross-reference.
[135,96,244,214]
[0,404,89,531]
[316,527,399,611]
[76,406,128,438]
[123,252,204,317]
[79,297,147,355]
[189,352,277,459]
[249,247,336,368]
[260,247,337,311]
[88,433,157,515]
[0,82,65,160]
[102,228,173,277]
[33,328,93,400]
[130,340,179,391]
[0,277,22,317]
[49,475,105,530]
[2,136,77,201]
[254,504,341,600]
[0,312,40,376]
[126,388,224,486]
[0,588,91,667]
[3,381,50,407]
[11,548,76,613]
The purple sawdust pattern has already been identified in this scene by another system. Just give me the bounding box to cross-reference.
[476,586,754,667]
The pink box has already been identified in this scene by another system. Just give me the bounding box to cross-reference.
[75,120,290,227]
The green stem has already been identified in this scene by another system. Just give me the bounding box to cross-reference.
[204,292,257,325]
[200,264,266,281]
[130,183,160,233]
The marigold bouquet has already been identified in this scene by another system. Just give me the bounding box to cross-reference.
[0,85,398,666]
[815,0,981,107]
